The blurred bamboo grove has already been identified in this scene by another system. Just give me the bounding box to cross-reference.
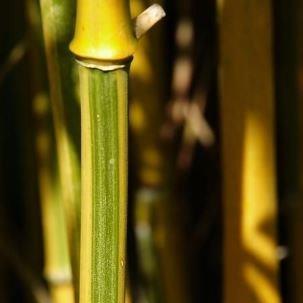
[0,0,302,302]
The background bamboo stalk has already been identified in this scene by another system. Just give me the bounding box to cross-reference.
[39,0,81,298]
[130,1,192,302]
[217,1,280,302]
[34,94,74,303]
[25,0,74,301]
[129,1,168,302]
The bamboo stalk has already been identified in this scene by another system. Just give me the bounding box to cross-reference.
[70,1,165,302]
[34,94,74,303]
[25,0,74,301]
[129,1,167,302]
[39,0,81,297]
[217,1,280,302]
[78,65,129,303]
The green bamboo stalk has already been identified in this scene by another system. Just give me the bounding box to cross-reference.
[70,1,165,302]
[39,0,81,298]
[25,1,75,301]
[78,65,129,303]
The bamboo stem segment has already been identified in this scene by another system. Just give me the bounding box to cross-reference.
[70,0,137,61]
[39,0,81,298]
[72,1,165,302]
[217,1,280,302]
[79,66,128,303]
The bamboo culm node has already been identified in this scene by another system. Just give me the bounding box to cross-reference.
[70,1,165,67]
[71,1,165,303]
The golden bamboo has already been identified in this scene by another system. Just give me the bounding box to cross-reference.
[217,1,280,302]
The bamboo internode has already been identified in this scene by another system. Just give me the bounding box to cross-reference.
[218,1,280,302]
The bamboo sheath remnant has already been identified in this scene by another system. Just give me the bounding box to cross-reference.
[71,1,165,302]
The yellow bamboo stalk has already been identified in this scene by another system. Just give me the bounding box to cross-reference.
[34,93,74,303]
[130,1,189,302]
[217,1,280,302]
[130,0,167,188]
[130,2,166,301]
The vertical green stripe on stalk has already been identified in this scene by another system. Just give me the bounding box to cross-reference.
[79,65,128,303]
